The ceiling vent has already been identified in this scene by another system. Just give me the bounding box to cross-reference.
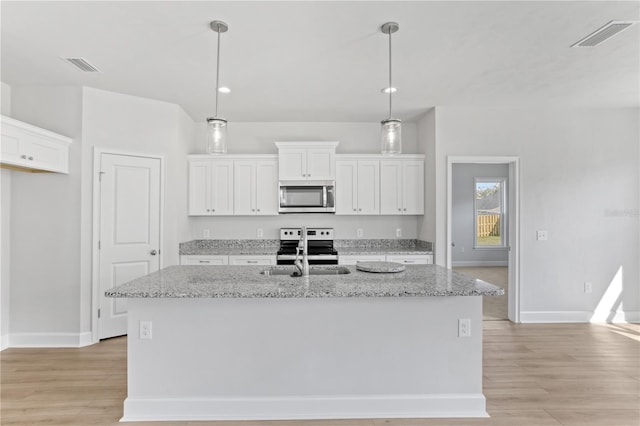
[571,21,636,47]
[62,57,101,72]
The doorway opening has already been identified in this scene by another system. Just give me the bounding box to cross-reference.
[447,157,520,322]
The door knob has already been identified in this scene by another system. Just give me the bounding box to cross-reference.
[150,249,157,256]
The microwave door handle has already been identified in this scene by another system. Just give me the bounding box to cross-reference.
[280,188,285,206]
[323,186,327,207]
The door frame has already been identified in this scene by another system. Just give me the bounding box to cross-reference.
[91,148,165,343]
[446,156,520,323]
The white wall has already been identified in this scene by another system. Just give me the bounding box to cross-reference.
[424,107,639,321]
[9,86,84,339]
[188,121,422,240]
[452,163,509,266]
[80,87,192,335]
[417,108,436,245]
[1,81,11,349]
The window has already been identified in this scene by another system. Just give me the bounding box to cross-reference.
[474,178,506,248]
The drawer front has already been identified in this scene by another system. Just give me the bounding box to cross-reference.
[385,255,432,265]
[228,255,276,266]
[180,255,229,265]
[338,254,386,265]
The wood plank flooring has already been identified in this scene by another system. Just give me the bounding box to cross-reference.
[1,321,638,425]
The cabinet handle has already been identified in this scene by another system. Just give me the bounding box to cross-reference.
[404,260,415,263]
[398,208,401,212]
[212,209,215,212]
[28,156,33,160]
[257,209,260,212]
[252,209,255,212]
[353,209,356,212]
[206,209,210,212]
[358,208,362,212]
[198,260,211,264]
[403,208,407,211]
[247,260,259,264]
[20,155,26,159]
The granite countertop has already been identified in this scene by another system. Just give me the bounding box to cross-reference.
[105,264,503,299]
[179,239,433,256]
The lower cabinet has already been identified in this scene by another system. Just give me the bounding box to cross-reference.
[180,255,229,265]
[228,255,276,266]
[181,255,276,265]
[339,253,433,265]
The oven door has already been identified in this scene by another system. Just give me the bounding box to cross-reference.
[279,185,335,213]
[276,254,339,265]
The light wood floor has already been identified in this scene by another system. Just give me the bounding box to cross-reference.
[1,321,639,426]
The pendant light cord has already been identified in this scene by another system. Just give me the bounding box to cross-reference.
[388,29,393,120]
[214,23,222,118]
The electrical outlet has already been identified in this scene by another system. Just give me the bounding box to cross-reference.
[356,228,363,238]
[139,321,152,340]
[203,229,210,238]
[257,228,263,238]
[584,282,592,294]
[536,230,548,241]
[396,228,402,238]
[458,319,471,337]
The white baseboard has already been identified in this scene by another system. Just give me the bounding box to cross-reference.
[521,311,640,323]
[0,333,8,351]
[452,261,508,267]
[8,331,94,348]
[121,394,488,422]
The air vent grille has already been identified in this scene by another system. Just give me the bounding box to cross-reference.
[572,21,636,47]
[62,57,101,72]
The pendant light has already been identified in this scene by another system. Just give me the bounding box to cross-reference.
[206,20,229,155]
[380,22,401,155]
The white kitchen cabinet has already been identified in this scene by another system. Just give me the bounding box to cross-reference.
[180,255,229,265]
[275,141,338,181]
[380,158,424,215]
[385,254,433,264]
[234,159,278,215]
[228,255,276,265]
[1,115,72,174]
[338,254,386,265]
[188,158,234,216]
[335,159,379,215]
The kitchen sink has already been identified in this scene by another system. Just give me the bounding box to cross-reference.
[261,266,351,277]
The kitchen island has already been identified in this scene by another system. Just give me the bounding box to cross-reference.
[106,264,503,422]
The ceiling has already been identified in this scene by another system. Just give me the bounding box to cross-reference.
[1,1,638,123]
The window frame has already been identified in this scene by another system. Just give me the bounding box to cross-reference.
[473,177,507,250]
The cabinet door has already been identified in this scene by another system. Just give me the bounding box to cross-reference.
[379,160,403,215]
[0,125,23,165]
[335,160,357,215]
[25,132,68,173]
[356,160,380,215]
[279,148,306,180]
[188,160,212,215]
[306,148,335,180]
[402,160,424,214]
[255,159,279,215]
[210,160,234,215]
[234,160,256,215]
[180,255,229,265]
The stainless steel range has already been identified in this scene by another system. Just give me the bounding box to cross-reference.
[276,228,338,265]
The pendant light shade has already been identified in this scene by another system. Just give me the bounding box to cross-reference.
[206,117,228,154]
[206,20,229,155]
[380,22,401,155]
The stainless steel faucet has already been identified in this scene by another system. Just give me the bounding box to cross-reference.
[293,226,310,277]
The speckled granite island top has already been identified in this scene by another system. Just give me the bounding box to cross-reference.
[105,264,503,298]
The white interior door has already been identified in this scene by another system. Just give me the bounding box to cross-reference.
[98,153,161,339]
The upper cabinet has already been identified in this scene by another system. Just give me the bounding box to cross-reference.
[188,158,234,216]
[188,155,279,216]
[335,157,380,215]
[275,141,338,181]
[380,158,424,215]
[234,158,278,215]
[1,115,72,174]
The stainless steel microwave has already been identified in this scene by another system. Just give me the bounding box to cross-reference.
[279,182,335,213]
